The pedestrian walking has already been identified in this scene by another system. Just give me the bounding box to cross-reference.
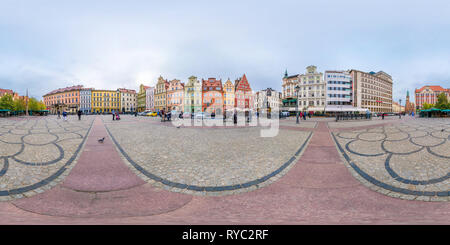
[382,113,385,120]
[233,112,237,124]
[62,110,67,121]
[302,112,306,120]
[77,109,82,120]
[112,110,115,121]
[161,109,165,122]
[57,110,61,119]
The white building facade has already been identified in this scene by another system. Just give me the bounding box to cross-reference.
[297,65,326,111]
[80,88,92,114]
[145,86,154,111]
[281,66,326,112]
[118,88,137,113]
[325,71,353,106]
[255,88,281,111]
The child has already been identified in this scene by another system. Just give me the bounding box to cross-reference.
[116,112,120,120]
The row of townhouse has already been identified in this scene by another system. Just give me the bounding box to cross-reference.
[43,85,137,114]
[282,66,394,113]
[137,74,254,115]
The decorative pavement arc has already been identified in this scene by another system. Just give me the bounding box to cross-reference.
[332,119,450,201]
[0,115,448,224]
[0,117,93,200]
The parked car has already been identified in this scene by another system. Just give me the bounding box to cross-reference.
[145,111,157,117]
[138,110,151,116]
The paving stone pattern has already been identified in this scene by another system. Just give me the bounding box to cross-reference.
[0,116,93,201]
[333,118,450,201]
[104,115,312,196]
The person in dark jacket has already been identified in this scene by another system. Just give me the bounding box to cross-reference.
[77,110,82,120]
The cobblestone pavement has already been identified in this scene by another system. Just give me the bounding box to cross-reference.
[0,116,448,224]
[0,116,93,201]
[333,118,450,201]
[104,115,312,196]
[328,116,402,128]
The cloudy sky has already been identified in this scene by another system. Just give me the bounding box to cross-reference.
[1,0,450,103]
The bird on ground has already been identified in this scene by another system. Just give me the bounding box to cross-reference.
[441,129,445,132]
[98,137,105,143]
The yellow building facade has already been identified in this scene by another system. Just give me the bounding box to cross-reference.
[155,76,169,111]
[91,90,120,113]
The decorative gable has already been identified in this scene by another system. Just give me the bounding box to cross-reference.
[235,74,251,92]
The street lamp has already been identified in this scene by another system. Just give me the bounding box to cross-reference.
[295,85,300,124]
[399,99,402,119]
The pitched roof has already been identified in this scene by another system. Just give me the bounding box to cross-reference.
[235,74,251,91]
[44,85,84,96]
[415,85,448,93]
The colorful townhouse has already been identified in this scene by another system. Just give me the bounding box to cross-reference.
[184,76,202,113]
[155,76,169,112]
[167,79,184,111]
[137,84,150,112]
[118,88,137,113]
[234,74,253,111]
[202,78,223,115]
[43,85,83,114]
[80,88,93,114]
[223,79,235,113]
[145,86,154,111]
[91,89,120,114]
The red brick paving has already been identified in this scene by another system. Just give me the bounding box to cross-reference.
[1,118,449,224]
[61,118,145,192]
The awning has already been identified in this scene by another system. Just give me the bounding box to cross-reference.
[325,106,369,112]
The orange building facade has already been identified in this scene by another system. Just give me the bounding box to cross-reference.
[43,85,83,114]
[202,78,223,115]
[167,79,184,111]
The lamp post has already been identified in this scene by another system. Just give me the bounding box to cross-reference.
[295,85,300,124]
[399,99,402,119]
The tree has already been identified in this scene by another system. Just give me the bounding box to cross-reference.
[14,98,26,111]
[422,103,434,110]
[435,93,449,109]
[27,98,46,111]
[0,94,14,111]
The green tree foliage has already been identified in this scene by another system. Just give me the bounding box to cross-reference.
[14,98,26,111]
[422,103,434,110]
[435,93,449,109]
[0,94,14,110]
[27,98,46,111]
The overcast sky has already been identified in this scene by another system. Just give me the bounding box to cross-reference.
[1,0,450,103]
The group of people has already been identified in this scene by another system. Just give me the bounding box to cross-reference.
[111,110,121,121]
[298,111,311,120]
[56,109,83,121]
[159,109,172,122]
